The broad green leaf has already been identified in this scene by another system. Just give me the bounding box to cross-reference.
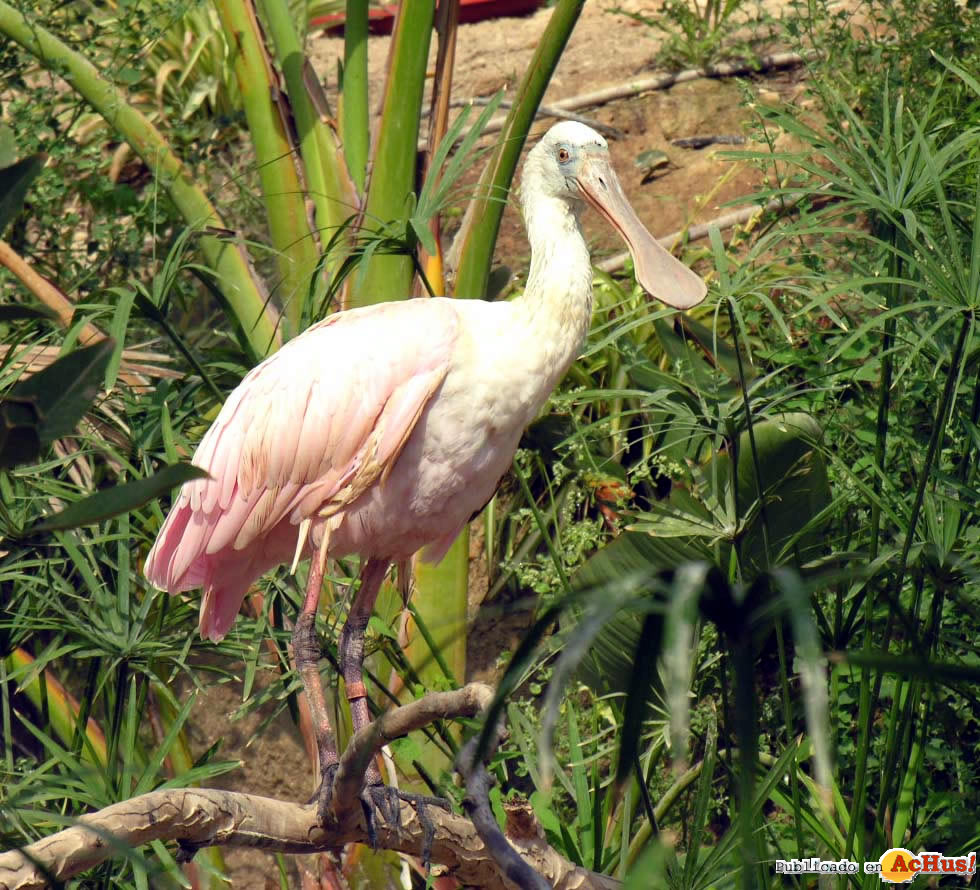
[726,412,829,574]
[571,532,709,698]
[29,463,207,532]
[624,838,671,890]
[6,338,113,445]
[0,396,40,468]
[0,155,43,237]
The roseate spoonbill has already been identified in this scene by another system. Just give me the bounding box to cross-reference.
[144,121,706,822]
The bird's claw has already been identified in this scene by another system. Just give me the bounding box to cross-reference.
[359,783,450,866]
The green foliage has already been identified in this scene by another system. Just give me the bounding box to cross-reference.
[3,0,980,887]
[29,462,208,533]
[608,0,777,70]
[0,155,43,237]
[478,5,980,884]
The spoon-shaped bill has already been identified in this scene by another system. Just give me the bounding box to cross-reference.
[577,156,707,309]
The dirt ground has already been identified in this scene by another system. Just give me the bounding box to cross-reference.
[190,3,809,885]
[309,0,807,265]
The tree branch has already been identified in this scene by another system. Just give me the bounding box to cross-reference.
[0,684,620,890]
[331,682,493,817]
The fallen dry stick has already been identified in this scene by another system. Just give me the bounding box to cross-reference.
[473,51,814,140]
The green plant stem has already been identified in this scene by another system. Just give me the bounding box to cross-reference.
[349,0,436,306]
[733,633,760,890]
[453,0,584,300]
[846,238,901,858]
[214,0,319,339]
[892,311,971,608]
[342,0,369,195]
[890,691,927,845]
[848,308,973,858]
[106,661,129,786]
[773,621,803,856]
[0,0,280,359]
[624,748,783,870]
[260,0,357,311]
[726,298,770,565]
[961,360,980,487]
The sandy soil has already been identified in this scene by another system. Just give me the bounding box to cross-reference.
[189,4,809,885]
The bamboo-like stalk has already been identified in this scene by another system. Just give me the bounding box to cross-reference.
[0,0,280,360]
[347,0,436,307]
[418,0,460,296]
[213,0,319,338]
[341,0,370,195]
[4,648,108,767]
[0,241,103,345]
[452,0,584,301]
[406,1,469,781]
[259,0,358,308]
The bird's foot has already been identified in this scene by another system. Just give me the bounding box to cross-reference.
[360,782,451,867]
[307,761,341,827]
[308,765,449,865]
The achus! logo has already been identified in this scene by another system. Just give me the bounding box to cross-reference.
[878,848,976,883]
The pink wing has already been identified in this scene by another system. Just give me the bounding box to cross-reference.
[144,299,459,640]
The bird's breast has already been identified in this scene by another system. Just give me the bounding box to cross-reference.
[326,302,568,561]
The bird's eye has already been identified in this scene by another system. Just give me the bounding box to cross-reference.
[557,147,570,163]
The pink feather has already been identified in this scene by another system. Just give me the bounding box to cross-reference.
[144,300,459,640]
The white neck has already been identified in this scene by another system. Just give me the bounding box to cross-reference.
[513,190,595,380]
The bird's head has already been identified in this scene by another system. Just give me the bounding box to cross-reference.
[523,122,706,310]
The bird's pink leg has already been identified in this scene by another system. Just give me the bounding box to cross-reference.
[336,556,450,852]
[339,557,391,745]
[292,552,339,819]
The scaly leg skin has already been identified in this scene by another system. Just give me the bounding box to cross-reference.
[292,552,340,826]
[339,558,449,863]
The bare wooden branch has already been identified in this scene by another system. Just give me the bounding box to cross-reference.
[0,787,618,890]
[0,684,619,890]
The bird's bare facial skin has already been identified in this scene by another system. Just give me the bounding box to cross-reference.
[576,154,707,310]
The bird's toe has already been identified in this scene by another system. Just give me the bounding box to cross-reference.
[359,783,450,861]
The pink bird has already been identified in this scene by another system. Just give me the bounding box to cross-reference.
[144,122,706,823]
